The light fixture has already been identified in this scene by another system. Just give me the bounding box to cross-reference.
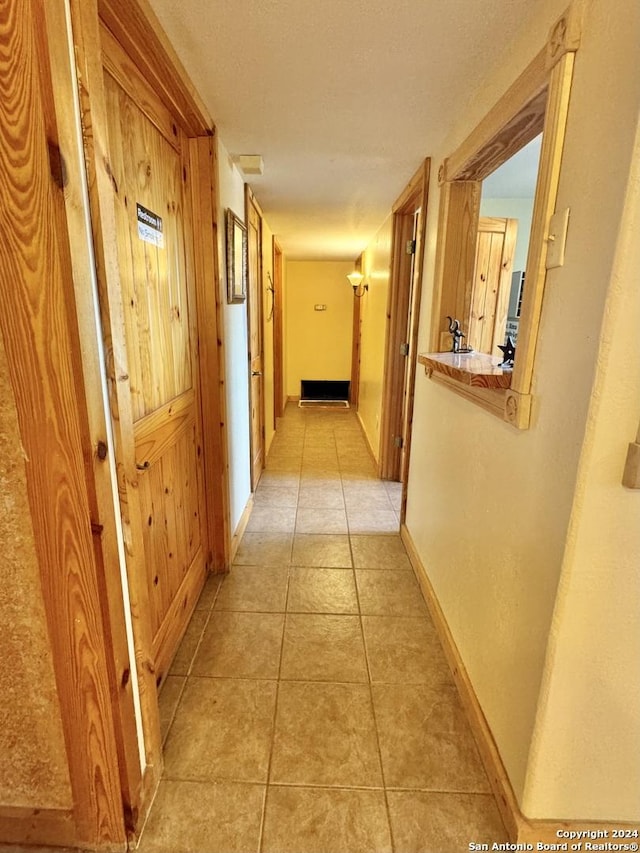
[347,271,368,297]
[236,154,264,176]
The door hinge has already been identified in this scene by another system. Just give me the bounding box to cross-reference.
[406,239,416,255]
[262,425,265,440]
[399,342,409,356]
[394,435,403,449]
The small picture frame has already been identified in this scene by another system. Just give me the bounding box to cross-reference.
[226,208,247,304]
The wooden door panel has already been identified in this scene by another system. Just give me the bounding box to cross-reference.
[247,196,264,486]
[469,217,517,354]
[102,43,207,677]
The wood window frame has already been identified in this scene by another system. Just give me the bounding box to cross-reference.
[426,6,580,429]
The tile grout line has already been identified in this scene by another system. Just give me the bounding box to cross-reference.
[348,532,397,853]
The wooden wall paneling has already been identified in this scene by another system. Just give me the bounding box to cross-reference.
[189,134,232,570]
[511,53,575,395]
[42,0,147,827]
[0,0,127,845]
[68,0,164,791]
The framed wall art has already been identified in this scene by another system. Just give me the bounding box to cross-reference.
[226,208,247,303]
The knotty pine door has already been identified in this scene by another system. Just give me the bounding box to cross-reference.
[101,32,208,682]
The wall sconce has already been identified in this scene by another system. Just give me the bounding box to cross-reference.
[347,271,368,298]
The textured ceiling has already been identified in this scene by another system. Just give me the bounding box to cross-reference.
[148,0,550,259]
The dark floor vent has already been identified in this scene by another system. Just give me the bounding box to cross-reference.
[299,379,350,408]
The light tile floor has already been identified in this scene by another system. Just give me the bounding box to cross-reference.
[140,404,507,853]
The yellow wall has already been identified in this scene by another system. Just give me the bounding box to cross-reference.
[357,217,392,460]
[285,261,353,397]
[405,0,640,819]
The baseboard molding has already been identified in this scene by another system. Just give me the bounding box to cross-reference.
[399,523,639,843]
[286,395,300,402]
[0,806,76,848]
[230,494,254,562]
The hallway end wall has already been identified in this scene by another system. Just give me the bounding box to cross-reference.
[285,261,353,398]
[405,0,640,821]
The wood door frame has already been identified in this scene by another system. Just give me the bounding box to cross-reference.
[273,239,284,421]
[378,160,430,521]
[350,255,363,407]
[245,184,265,489]
[66,0,230,840]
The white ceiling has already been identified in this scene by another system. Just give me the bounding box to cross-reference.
[148,0,549,259]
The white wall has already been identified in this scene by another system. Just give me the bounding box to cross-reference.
[523,114,640,821]
[405,0,640,818]
[217,140,251,533]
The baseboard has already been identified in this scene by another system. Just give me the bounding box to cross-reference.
[286,395,300,402]
[230,494,254,562]
[399,523,639,843]
[0,806,76,848]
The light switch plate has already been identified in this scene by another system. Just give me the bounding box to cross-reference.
[314,304,327,311]
[546,207,570,269]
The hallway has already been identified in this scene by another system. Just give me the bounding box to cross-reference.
[141,405,507,852]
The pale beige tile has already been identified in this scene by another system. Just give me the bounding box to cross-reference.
[292,533,352,568]
[347,509,399,534]
[288,567,358,613]
[343,482,395,511]
[158,676,185,743]
[265,457,301,473]
[356,570,428,616]
[168,610,208,676]
[195,573,221,610]
[373,683,491,791]
[262,786,392,853]
[298,481,345,509]
[257,471,300,490]
[214,565,289,612]
[253,483,299,507]
[137,780,264,853]
[362,616,453,685]
[351,534,412,570]
[192,612,284,679]
[271,681,382,787]
[234,532,293,566]
[296,507,348,534]
[281,614,368,682]
[246,504,297,533]
[163,677,276,782]
[387,791,507,853]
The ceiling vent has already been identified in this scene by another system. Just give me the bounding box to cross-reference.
[236,154,264,176]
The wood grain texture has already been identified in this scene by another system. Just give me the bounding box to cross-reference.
[349,255,363,408]
[0,807,76,848]
[42,0,146,824]
[0,0,125,843]
[69,0,164,788]
[98,0,211,136]
[511,53,575,394]
[418,352,513,389]
[246,186,265,489]
[273,240,285,420]
[188,134,231,571]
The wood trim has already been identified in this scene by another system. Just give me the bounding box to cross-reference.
[152,547,207,683]
[245,184,265,490]
[97,0,211,136]
[273,240,285,420]
[0,1,126,844]
[0,807,76,849]
[356,411,380,467]
[230,495,254,562]
[423,368,508,421]
[429,180,481,351]
[42,0,145,826]
[349,255,363,408]
[442,47,548,183]
[189,135,232,571]
[511,52,575,395]
[69,0,164,786]
[400,524,637,842]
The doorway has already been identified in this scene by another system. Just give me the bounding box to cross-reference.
[246,186,265,488]
[378,160,430,519]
